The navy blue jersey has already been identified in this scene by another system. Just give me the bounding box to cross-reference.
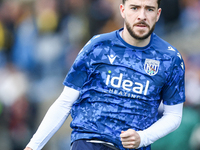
[63,28,185,150]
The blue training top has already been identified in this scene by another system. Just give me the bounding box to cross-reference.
[63,28,185,150]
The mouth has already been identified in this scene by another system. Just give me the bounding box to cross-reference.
[134,20,149,29]
[135,23,148,28]
[137,24,147,27]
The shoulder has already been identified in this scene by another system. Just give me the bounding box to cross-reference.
[152,33,177,52]
[92,31,117,42]
[151,33,185,71]
[151,33,182,59]
[78,30,117,55]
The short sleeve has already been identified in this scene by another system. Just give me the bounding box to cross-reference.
[63,37,94,91]
[162,54,185,105]
[63,49,88,91]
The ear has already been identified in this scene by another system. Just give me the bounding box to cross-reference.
[120,4,125,19]
[156,8,162,22]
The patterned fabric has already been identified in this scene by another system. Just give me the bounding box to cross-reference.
[63,28,185,150]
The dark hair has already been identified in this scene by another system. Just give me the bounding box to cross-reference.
[122,0,162,7]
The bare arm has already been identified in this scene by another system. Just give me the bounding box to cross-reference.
[24,86,79,150]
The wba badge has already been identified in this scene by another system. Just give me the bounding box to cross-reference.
[144,59,160,76]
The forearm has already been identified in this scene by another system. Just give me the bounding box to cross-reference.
[26,86,79,150]
[137,103,183,148]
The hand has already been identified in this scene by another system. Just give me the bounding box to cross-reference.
[24,147,33,150]
[120,129,141,149]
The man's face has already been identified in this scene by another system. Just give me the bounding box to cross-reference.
[120,0,161,40]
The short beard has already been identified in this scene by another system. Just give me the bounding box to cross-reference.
[125,20,156,40]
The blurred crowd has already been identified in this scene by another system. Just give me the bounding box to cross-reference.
[0,0,200,150]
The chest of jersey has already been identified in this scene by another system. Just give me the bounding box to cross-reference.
[85,45,170,101]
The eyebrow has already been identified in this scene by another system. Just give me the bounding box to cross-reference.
[129,4,156,9]
[146,6,156,9]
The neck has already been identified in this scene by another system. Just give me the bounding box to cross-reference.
[122,29,151,47]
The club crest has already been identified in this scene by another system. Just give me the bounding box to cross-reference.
[144,59,160,76]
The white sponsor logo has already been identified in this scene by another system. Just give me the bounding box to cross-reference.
[108,55,116,64]
[105,72,149,96]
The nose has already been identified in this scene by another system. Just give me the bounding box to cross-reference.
[138,9,146,21]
